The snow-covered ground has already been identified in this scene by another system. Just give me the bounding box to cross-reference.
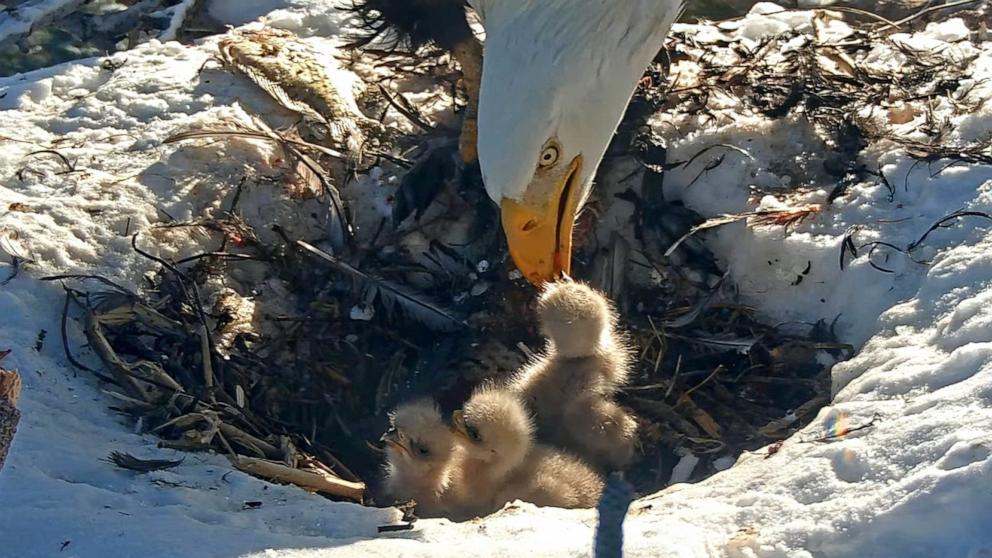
[1,2,991,557]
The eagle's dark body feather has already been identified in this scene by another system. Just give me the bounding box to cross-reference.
[345,0,475,52]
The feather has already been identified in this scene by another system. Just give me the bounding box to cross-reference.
[105,451,184,473]
[343,0,474,51]
[664,205,822,258]
[591,231,629,301]
[296,241,466,332]
[661,272,729,329]
[667,333,761,354]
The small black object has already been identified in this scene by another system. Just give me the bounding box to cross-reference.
[377,522,416,533]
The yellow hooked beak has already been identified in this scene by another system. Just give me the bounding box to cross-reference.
[500,156,584,286]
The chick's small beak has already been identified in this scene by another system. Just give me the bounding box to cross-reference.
[500,156,583,286]
[450,410,470,441]
[381,428,411,457]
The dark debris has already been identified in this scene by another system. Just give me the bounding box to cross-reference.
[106,451,184,473]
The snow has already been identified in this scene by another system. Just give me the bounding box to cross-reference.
[2,2,992,557]
[159,0,199,42]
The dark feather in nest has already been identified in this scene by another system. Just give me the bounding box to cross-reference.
[106,451,184,473]
[296,240,467,332]
[343,0,475,51]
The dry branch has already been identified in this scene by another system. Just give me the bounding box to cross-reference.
[230,455,365,502]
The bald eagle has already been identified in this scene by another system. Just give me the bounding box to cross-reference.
[348,0,681,285]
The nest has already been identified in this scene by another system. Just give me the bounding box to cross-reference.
[44,5,992,513]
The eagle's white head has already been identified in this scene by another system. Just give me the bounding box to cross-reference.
[468,0,681,285]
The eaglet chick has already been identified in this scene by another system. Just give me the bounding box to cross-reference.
[512,280,638,472]
[452,387,603,515]
[382,399,465,518]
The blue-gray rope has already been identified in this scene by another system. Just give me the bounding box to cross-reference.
[595,472,635,558]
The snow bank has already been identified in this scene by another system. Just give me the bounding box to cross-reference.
[1,3,991,558]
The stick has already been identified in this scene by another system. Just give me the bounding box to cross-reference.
[230,455,365,502]
[217,423,280,459]
[60,289,98,375]
[199,324,214,389]
[376,84,435,133]
[85,314,149,401]
[892,0,981,27]
[675,393,722,439]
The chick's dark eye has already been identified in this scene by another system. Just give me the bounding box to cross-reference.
[466,425,482,442]
[414,444,431,457]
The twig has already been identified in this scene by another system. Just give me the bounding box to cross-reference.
[59,289,98,375]
[816,6,899,29]
[230,455,365,501]
[376,84,436,133]
[907,210,992,252]
[217,423,280,459]
[173,252,264,266]
[682,365,724,398]
[85,313,149,401]
[626,396,701,438]
[892,0,981,28]
[41,274,134,295]
[131,232,217,388]
[23,149,77,174]
[804,413,881,443]
[676,391,722,439]
[199,324,214,389]
[315,447,361,483]
[0,257,19,286]
[644,316,665,376]
[665,354,682,399]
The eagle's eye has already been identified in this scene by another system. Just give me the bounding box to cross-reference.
[539,144,560,168]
